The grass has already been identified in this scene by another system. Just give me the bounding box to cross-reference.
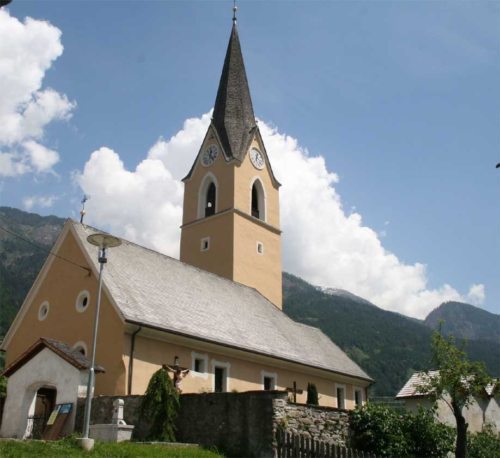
[0,436,224,457]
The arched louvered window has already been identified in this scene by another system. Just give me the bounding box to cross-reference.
[198,173,218,219]
[251,179,265,221]
[205,182,216,217]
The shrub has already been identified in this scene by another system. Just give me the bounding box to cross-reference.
[468,426,500,458]
[350,403,454,457]
[0,376,6,398]
[306,383,318,405]
[139,366,179,441]
[350,403,409,457]
[402,406,454,457]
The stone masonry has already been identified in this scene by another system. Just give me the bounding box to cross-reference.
[272,398,350,447]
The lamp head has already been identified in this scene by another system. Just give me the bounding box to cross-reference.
[87,233,122,249]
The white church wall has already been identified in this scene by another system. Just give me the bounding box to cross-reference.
[0,348,85,438]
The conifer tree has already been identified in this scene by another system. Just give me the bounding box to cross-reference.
[139,365,179,441]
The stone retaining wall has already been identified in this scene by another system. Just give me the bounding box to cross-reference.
[75,391,351,457]
[273,398,349,447]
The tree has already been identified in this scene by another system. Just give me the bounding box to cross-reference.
[419,330,492,458]
[139,365,179,441]
[306,383,318,405]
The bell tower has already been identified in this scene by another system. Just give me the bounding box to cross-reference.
[179,18,282,308]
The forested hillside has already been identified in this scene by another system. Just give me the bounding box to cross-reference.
[0,207,64,338]
[282,273,500,396]
[425,301,500,344]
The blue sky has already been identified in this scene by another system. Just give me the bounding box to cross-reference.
[1,1,499,317]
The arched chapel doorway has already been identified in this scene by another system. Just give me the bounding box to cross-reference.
[26,386,57,439]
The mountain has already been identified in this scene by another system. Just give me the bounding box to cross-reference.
[282,273,500,396]
[0,207,498,397]
[0,207,65,338]
[425,301,500,344]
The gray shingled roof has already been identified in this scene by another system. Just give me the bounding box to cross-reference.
[397,371,498,399]
[2,337,104,377]
[74,222,371,381]
[212,23,256,160]
[396,371,438,398]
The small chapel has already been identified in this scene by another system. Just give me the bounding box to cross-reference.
[1,13,372,437]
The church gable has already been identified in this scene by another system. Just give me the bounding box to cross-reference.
[1,222,126,395]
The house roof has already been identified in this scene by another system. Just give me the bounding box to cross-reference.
[396,370,498,399]
[2,337,105,377]
[212,23,256,161]
[396,371,439,399]
[72,221,372,382]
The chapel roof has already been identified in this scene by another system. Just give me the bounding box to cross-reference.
[212,22,256,161]
[72,221,372,382]
[2,337,105,377]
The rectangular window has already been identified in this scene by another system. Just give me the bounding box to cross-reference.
[336,386,346,409]
[214,366,226,393]
[194,358,205,373]
[264,376,275,391]
[191,352,208,379]
[354,388,363,407]
[200,237,210,252]
[257,241,264,254]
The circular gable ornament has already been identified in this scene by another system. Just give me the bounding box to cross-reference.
[250,148,264,170]
[201,144,218,167]
[76,290,90,313]
[38,301,49,321]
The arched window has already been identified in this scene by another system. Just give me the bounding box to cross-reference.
[198,173,218,219]
[251,179,265,221]
[205,182,216,217]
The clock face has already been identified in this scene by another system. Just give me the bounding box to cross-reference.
[201,144,218,167]
[250,148,264,170]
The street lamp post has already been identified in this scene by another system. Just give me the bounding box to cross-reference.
[80,233,121,451]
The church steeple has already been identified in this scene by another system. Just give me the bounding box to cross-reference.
[212,23,256,161]
[180,16,282,309]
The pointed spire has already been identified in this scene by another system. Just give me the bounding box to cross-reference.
[212,21,256,161]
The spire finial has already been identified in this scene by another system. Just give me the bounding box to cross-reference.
[80,194,89,224]
[232,0,237,24]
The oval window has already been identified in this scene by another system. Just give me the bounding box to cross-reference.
[38,301,49,321]
[75,290,90,313]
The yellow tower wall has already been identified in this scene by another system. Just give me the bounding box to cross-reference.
[180,131,283,308]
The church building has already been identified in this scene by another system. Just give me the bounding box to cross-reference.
[1,17,371,435]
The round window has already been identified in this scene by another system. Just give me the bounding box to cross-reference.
[72,341,88,357]
[75,290,90,313]
[38,301,49,321]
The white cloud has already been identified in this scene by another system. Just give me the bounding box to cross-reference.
[466,284,485,306]
[0,10,74,176]
[77,113,484,319]
[23,194,58,211]
[0,141,60,177]
[23,141,60,173]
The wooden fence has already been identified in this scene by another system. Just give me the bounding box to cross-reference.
[275,428,377,458]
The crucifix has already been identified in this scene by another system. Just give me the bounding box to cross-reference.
[163,356,190,393]
[286,381,304,403]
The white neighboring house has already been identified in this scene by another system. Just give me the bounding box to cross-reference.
[396,371,499,433]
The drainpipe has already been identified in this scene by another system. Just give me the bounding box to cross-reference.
[127,326,142,395]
